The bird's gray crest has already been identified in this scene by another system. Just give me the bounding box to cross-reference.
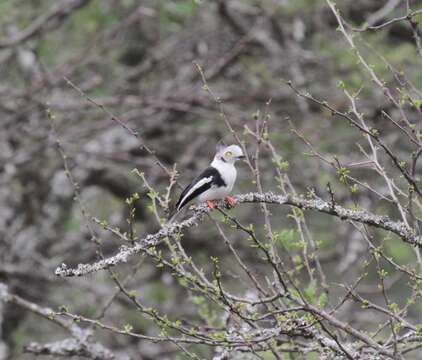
[216,140,227,154]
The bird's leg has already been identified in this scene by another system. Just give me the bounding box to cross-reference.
[206,200,216,209]
[224,196,236,208]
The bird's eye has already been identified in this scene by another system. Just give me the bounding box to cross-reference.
[225,151,232,157]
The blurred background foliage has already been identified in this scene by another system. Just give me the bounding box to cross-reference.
[0,0,422,359]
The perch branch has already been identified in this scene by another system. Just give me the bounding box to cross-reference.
[55,192,421,277]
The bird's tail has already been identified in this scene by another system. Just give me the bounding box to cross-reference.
[166,207,180,224]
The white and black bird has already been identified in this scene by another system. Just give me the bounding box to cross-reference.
[170,143,245,221]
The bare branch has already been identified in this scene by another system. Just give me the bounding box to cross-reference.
[0,283,116,360]
[56,192,421,278]
[0,0,92,49]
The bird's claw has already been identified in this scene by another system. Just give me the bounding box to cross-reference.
[224,196,236,208]
[206,200,216,209]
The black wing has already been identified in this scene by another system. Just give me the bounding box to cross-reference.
[174,166,226,212]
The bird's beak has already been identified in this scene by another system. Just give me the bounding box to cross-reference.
[238,155,246,160]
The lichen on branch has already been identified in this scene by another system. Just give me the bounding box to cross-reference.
[55,192,420,278]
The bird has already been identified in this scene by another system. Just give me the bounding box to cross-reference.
[169,142,245,222]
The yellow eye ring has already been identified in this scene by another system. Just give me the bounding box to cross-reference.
[225,151,232,157]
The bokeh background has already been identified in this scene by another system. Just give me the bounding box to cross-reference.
[1,0,422,359]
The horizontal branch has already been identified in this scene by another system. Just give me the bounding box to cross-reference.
[0,283,115,359]
[354,9,422,32]
[55,192,421,278]
[240,192,421,247]
[24,339,115,360]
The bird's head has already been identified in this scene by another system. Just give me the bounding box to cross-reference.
[216,143,245,164]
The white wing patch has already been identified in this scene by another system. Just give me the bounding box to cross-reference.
[178,176,213,210]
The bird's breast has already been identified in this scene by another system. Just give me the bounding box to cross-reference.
[220,165,236,192]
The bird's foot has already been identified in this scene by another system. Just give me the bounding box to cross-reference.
[206,200,216,209]
[224,196,236,208]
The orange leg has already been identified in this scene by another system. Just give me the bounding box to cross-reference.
[206,200,216,209]
[224,196,236,207]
